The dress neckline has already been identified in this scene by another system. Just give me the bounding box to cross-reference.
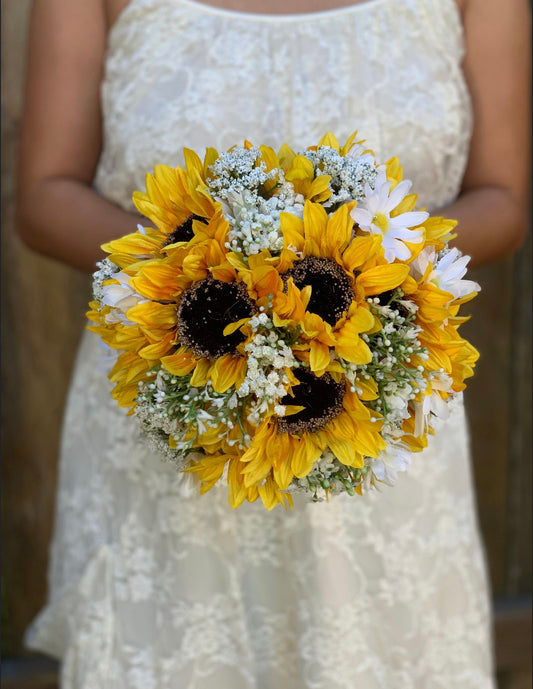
[110,0,396,33]
[175,0,391,22]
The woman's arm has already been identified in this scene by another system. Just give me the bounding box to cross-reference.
[17,0,140,272]
[443,0,531,268]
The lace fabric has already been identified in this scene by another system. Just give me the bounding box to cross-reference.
[26,0,495,686]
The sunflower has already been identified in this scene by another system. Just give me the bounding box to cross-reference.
[231,378,385,509]
[272,201,411,374]
[91,208,255,412]
[132,148,219,235]
[187,363,386,510]
[101,150,221,269]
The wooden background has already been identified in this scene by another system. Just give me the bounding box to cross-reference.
[1,0,531,682]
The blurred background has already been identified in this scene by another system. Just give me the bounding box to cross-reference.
[1,1,531,688]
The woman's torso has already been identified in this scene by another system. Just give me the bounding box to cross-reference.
[27,6,497,686]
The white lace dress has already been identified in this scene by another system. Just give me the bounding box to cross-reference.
[26,0,496,687]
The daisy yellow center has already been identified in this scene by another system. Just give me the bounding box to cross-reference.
[372,211,389,233]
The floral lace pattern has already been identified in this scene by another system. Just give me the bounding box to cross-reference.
[26,0,495,686]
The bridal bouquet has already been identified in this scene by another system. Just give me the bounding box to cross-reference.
[88,132,480,510]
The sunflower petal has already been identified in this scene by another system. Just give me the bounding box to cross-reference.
[211,355,246,393]
[309,340,331,374]
[357,264,410,296]
[190,357,211,386]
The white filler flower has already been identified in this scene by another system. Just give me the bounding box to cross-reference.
[101,272,147,325]
[351,172,428,262]
[410,246,480,299]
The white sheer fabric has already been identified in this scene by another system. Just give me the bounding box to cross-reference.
[26,0,496,687]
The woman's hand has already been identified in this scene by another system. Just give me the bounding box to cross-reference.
[443,0,531,267]
[17,0,140,272]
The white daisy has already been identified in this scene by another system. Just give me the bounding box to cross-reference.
[351,171,428,262]
[410,246,480,299]
[101,271,148,325]
[413,371,453,437]
[367,443,413,487]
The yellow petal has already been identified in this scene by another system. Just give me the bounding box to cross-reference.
[342,235,382,271]
[183,147,204,177]
[285,154,314,181]
[391,193,417,216]
[250,265,282,298]
[327,436,364,467]
[223,317,249,336]
[211,355,246,393]
[278,143,296,170]
[335,331,372,365]
[139,332,176,360]
[161,349,197,376]
[325,204,353,256]
[423,217,457,245]
[127,302,177,328]
[227,458,248,509]
[317,132,340,150]
[210,261,236,282]
[357,264,410,296]
[303,202,328,251]
[401,275,419,295]
[280,212,305,252]
[182,253,208,281]
[283,405,306,416]
[257,476,282,511]
[259,145,280,172]
[102,231,162,258]
[339,131,360,156]
[309,340,331,374]
[190,357,211,386]
[308,175,332,203]
[355,376,379,400]
[385,157,403,188]
[291,435,322,477]
[273,458,294,491]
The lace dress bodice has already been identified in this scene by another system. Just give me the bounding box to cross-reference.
[26,2,495,688]
[94,0,471,212]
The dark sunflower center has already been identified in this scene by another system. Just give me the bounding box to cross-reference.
[283,257,354,325]
[277,369,345,434]
[177,276,256,358]
[166,214,207,245]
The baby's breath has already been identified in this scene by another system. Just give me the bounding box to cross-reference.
[92,258,120,307]
[358,291,429,429]
[136,368,252,458]
[302,144,378,208]
[240,312,301,425]
[336,289,432,442]
[222,184,304,257]
[290,450,368,501]
[207,146,278,201]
